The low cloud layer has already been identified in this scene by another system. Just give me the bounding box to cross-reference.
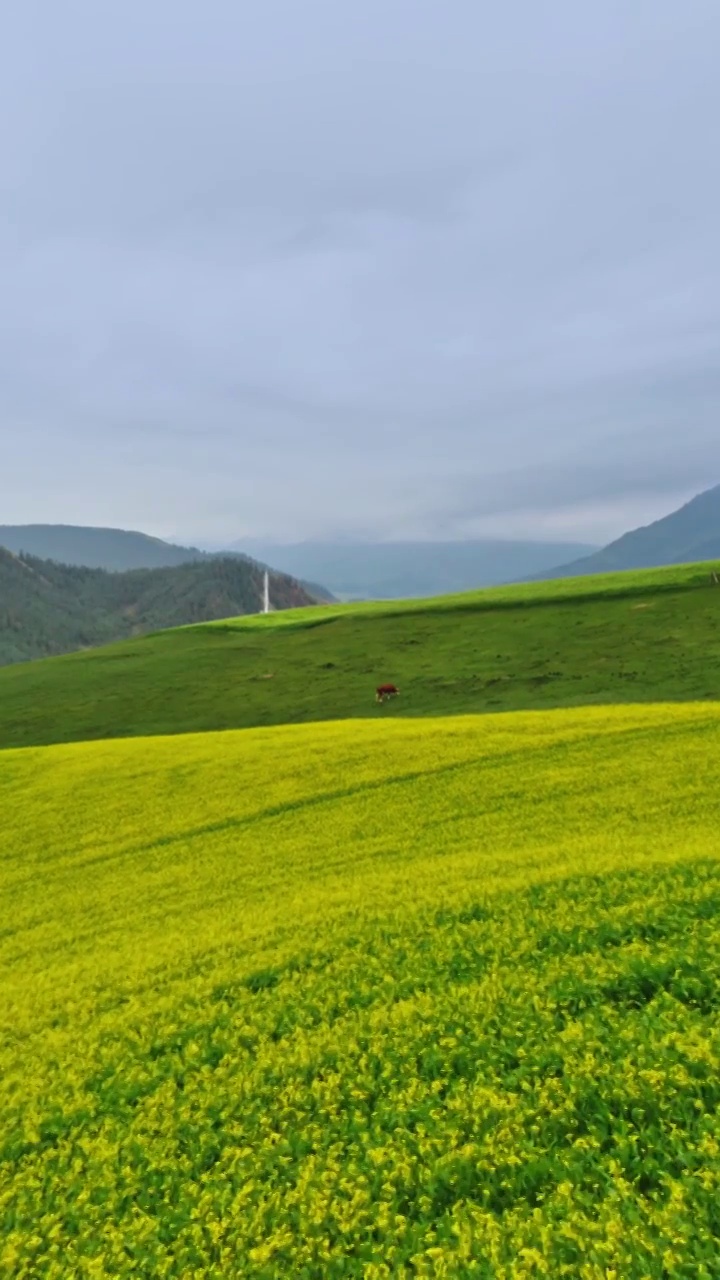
[2,1,719,545]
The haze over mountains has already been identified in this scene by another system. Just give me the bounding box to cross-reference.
[232,540,599,601]
[0,525,209,572]
[0,525,596,596]
[216,483,720,597]
[4,482,718,607]
[533,483,720,581]
[0,524,333,602]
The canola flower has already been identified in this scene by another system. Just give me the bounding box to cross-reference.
[1,705,720,1276]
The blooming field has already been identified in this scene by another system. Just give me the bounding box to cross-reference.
[2,705,720,1276]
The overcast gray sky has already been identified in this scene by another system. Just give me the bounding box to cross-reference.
[2,1,719,545]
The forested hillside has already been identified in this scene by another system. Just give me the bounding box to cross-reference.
[0,549,318,665]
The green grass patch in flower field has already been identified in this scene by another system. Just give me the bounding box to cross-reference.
[2,703,720,1276]
[1,560,720,750]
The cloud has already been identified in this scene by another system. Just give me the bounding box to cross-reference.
[1,0,720,544]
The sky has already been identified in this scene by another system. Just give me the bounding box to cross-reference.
[2,0,719,547]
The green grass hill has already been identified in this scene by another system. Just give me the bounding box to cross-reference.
[1,560,719,751]
[3,704,720,1275]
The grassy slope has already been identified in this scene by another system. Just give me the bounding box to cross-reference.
[1,561,720,750]
[3,706,720,1275]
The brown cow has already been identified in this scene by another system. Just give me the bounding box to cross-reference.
[376,683,399,703]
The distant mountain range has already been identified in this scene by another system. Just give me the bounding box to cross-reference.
[0,524,334,603]
[230,539,600,600]
[533,484,720,581]
[0,525,599,602]
[0,550,320,666]
[4,479,719,664]
[0,524,210,571]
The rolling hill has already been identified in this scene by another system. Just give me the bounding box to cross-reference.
[4,563,720,1273]
[1,560,719,749]
[3,704,720,1275]
[0,548,319,666]
[536,483,720,580]
[234,537,599,599]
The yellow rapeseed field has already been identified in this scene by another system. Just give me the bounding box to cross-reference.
[2,704,720,1277]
